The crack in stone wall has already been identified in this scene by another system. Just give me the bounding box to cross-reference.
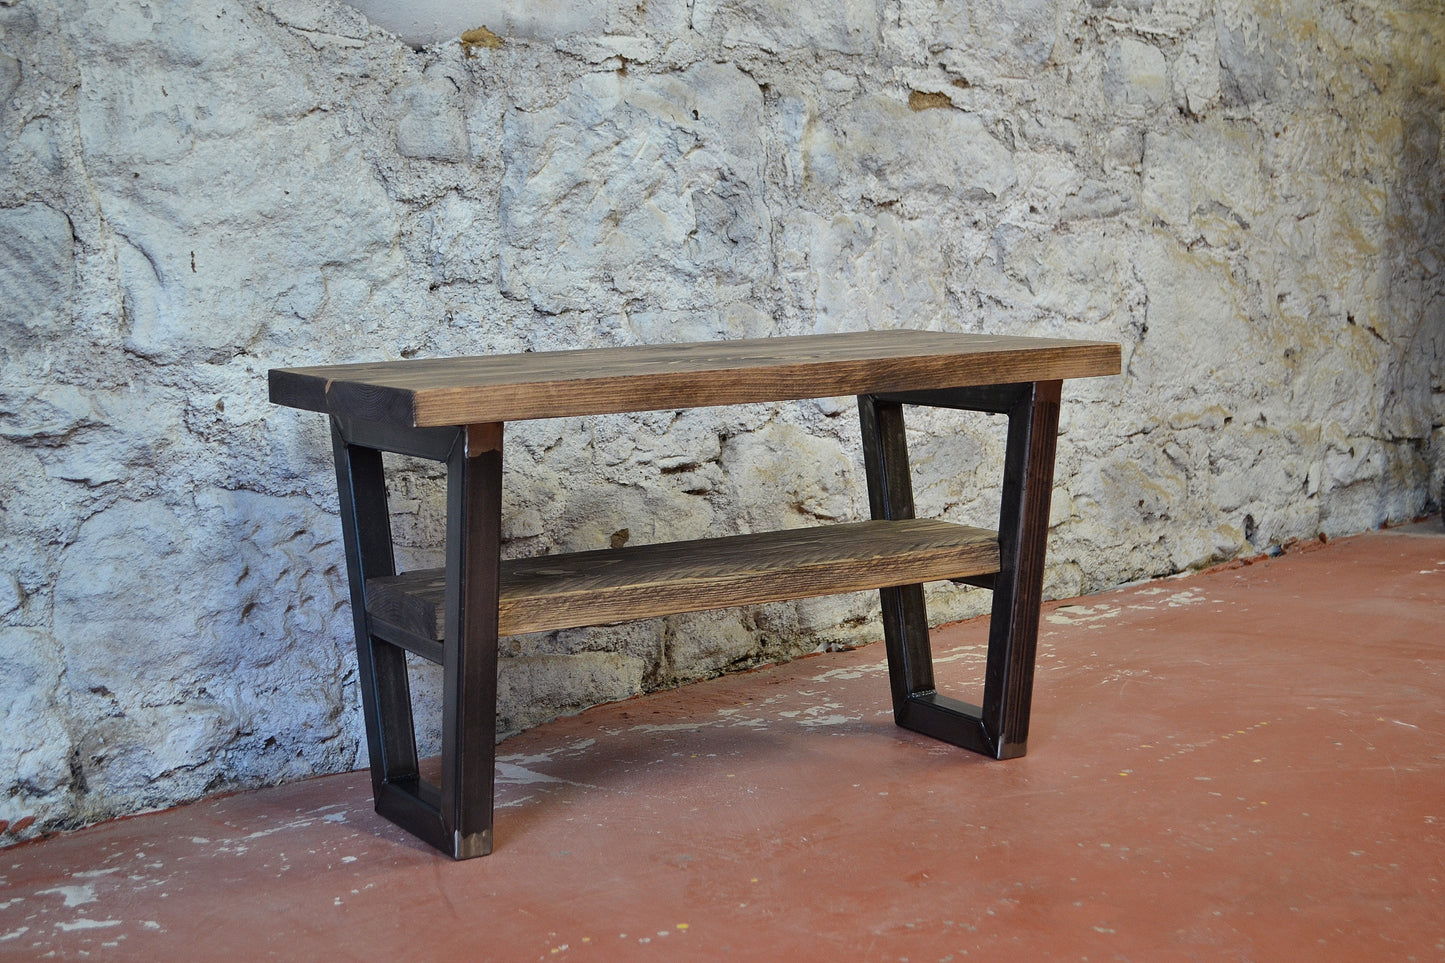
[0,0,1441,842]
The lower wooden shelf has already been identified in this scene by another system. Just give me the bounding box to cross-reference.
[366,518,1000,643]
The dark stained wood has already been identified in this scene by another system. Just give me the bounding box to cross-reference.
[366,519,1000,640]
[269,331,1121,428]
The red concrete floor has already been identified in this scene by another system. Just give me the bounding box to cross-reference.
[2,521,1442,961]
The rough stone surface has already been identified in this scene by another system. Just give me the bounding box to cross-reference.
[0,0,1441,843]
[0,201,73,346]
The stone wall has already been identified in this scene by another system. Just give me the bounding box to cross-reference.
[1,0,1441,842]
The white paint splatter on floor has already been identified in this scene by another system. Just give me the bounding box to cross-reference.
[1047,603,1122,626]
[54,918,123,932]
[35,885,96,908]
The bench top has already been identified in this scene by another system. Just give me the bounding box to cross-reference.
[268,329,1120,427]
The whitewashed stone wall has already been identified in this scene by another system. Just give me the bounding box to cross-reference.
[1,0,1441,842]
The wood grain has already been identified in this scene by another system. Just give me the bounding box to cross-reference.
[366,519,1000,638]
[269,330,1120,427]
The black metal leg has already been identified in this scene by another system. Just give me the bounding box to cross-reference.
[330,422,420,795]
[326,381,1059,856]
[981,380,1061,759]
[331,418,501,859]
[441,423,503,858]
[859,381,1062,759]
[859,396,992,754]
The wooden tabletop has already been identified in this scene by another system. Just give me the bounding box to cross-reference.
[269,330,1120,427]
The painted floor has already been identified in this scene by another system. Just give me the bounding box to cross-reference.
[2,520,1442,961]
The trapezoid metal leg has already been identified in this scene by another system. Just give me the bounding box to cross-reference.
[980,380,1062,759]
[858,395,992,755]
[331,419,499,858]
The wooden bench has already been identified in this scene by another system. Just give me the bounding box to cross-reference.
[268,330,1121,858]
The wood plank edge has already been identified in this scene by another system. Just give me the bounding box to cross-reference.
[410,348,1122,426]
[367,521,1002,638]
[497,549,1001,636]
[327,378,423,428]
[267,368,330,413]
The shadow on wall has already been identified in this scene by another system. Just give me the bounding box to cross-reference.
[1381,54,1445,521]
[1410,100,1445,513]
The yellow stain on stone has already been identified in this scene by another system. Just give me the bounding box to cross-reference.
[460,26,503,56]
[908,90,953,111]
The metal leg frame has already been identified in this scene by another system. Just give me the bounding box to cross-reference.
[859,380,1063,759]
[331,417,503,859]
[327,380,1059,856]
